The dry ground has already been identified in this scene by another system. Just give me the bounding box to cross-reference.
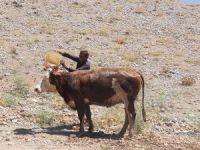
[0,0,200,149]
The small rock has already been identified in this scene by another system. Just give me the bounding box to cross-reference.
[165,122,173,127]
[11,119,18,123]
[69,134,76,138]
[7,142,13,145]
[134,144,141,148]
[25,138,31,142]
[160,107,165,112]
[0,121,7,125]
[143,61,147,65]
[63,108,69,112]
[12,1,23,7]
[164,143,168,146]
[4,73,10,76]
[172,118,178,123]
[5,138,10,141]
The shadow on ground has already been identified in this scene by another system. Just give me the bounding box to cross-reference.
[14,124,121,140]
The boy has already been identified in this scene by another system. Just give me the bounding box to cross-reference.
[56,50,90,72]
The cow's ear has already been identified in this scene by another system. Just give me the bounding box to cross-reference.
[52,71,61,76]
[52,65,59,72]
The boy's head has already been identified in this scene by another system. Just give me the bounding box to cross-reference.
[79,50,89,62]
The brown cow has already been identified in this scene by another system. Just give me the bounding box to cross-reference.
[46,67,146,137]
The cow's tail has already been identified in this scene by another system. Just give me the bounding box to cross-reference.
[138,72,146,122]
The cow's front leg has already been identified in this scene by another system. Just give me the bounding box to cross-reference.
[75,99,85,133]
[85,104,94,132]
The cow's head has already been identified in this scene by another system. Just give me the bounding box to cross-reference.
[34,64,59,93]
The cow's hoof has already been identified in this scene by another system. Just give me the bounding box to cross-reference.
[77,131,85,137]
[115,133,123,139]
[88,127,94,133]
[128,132,133,138]
[117,131,125,138]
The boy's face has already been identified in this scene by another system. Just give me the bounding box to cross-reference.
[79,53,88,62]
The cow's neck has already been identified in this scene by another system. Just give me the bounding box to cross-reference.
[54,73,70,101]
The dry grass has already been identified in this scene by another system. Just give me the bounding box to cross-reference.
[123,53,138,62]
[10,47,18,55]
[100,145,112,150]
[98,29,109,37]
[181,76,196,86]
[156,37,175,45]
[149,49,164,56]
[40,25,54,35]
[51,98,65,110]
[174,50,184,57]
[185,58,200,66]
[109,15,122,23]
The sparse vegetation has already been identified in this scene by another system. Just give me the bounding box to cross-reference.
[13,77,29,97]
[94,105,124,131]
[0,94,16,107]
[36,111,54,127]
[134,113,144,134]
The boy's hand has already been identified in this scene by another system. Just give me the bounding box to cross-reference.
[55,50,64,55]
[60,60,66,67]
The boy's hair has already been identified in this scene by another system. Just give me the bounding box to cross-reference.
[80,50,89,58]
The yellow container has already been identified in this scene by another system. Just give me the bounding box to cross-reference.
[45,51,63,66]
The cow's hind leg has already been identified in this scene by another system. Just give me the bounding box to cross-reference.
[118,111,128,137]
[75,99,85,134]
[127,94,137,137]
[124,97,134,137]
[85,104,94,132]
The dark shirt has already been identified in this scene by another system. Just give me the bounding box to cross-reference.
[63,52,90,72]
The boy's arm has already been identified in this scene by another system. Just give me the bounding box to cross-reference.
[60,60,76,72]
[56,50,79,62]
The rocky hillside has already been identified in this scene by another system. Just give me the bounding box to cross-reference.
[0,0,200,149]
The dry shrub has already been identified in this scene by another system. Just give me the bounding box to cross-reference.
[0,94,16,107]
[135,5,145,14]
[36,111,54,127]
[181,76,196,86]
[115,37,127,44]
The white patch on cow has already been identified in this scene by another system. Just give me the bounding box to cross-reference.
[84,98,90,103]
[105,78,127,107]
[34,72,57,93]
[67,100,76,109]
